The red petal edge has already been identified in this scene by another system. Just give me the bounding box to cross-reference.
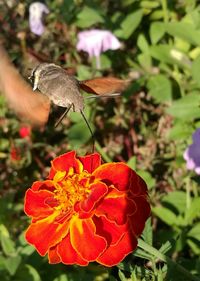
[49,151,82,179]
[78,153,101,173]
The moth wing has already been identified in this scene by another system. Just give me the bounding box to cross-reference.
[79,77,131,96]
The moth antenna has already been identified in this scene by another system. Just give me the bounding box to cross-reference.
[55,104,73,128]
[80,110,95,154]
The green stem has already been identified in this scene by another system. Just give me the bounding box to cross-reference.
[161,0,169,23]
[138,239,200,281]
[95,141,112,163]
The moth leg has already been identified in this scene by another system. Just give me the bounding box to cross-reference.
[80,110,95,154]
[55,104,73,128]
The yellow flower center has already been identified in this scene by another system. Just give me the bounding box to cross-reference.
[53,167,94,213]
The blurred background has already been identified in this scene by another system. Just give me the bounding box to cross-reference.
[0,0,200,280]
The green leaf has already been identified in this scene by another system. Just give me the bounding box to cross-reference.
[192,55,200,86]
[150,22,165,44]
[75,6,104,28]
[24,265,42,281]
[127,156,136,169]
[138,53,152,70]
[53,274,69,281]
[142,218,153,245]
[167,121,194,140]
[137,34,149,53]
[0,138,9,151]
[153,206,177,225]
[77,65,92,80]
[4,256,21,276]
[185,198,200,224]
[118,270,127,281]
[150,45,191,67]
[0,225,16,256]
[137,170,155,190]
[115,9,143,39]
[161,191,186,214]
[159,241,172,255]
[188,222,200,243]
[165,22,200,46]
[147,74,172,102]
[166,92,200,120]
[68,121,94,148]
[1,235,16,256]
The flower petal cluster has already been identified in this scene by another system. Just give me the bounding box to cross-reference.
[29,2,49,36]
[184,128,200,174]
[24,151,150,266]
[76,29,121,58]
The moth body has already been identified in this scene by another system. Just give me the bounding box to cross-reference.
[30,63,84,112]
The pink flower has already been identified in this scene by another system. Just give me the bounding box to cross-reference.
[76,29,121,68]
[19,126,31,139]
[183,128,200,174]
[29,2,49,36]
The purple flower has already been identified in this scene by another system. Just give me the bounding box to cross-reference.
[183,128,200,174]
[76,29,121,68]
[29,2,49,36]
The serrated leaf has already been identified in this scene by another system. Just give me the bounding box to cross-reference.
[159,241,172,255]
[147,74,172,102]
[142,218,153,245]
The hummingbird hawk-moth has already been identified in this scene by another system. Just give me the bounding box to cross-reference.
[29,63,130,148]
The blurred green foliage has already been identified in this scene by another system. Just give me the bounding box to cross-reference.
[1,0,200,280]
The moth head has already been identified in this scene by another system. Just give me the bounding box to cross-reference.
[28,63,59,91]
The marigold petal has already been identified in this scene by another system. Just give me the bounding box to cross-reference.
[24,189,54,218]
[48,245,61,264]
[93,215,127,246]
[70,216,107,261]
[97,232,137,266]
[93,163,138,191]
[129,196,151,236]
[130,174,148,196]
[49,151,83,179]
[25,213,70,256]
[57,234,88,266]
[78,153,101,173]
[31,180,55,192]
[95,196,136,225]
[79,182,108,214]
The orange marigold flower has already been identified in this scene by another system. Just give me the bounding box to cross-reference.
[24,151,150,267]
